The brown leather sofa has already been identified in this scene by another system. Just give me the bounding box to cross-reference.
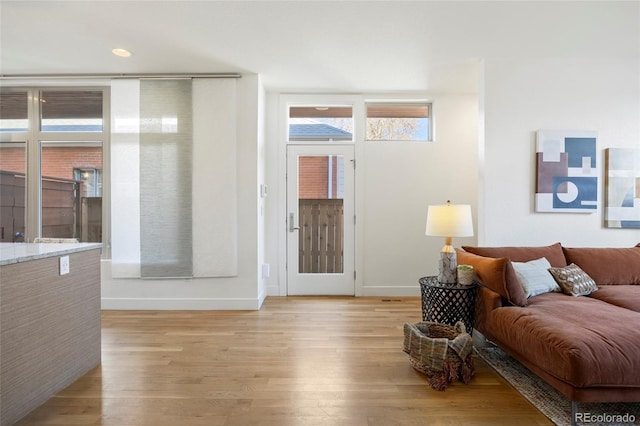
[456,243,640,405]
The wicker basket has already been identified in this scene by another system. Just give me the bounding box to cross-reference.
[403,321,475,390]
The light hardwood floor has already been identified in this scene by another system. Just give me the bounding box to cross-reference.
[15,297,552,425]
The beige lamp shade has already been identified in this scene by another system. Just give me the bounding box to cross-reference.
[425,202,474,284]
[425,203,474,238]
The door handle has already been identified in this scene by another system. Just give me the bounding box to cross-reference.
[289,213,300,232]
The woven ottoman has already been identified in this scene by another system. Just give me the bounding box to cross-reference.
[403,321,475,390]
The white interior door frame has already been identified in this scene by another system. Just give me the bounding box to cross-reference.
[277,94,365,297]
[286,144,355,295]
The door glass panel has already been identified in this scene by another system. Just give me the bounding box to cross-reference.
[41,142,103,242]
[298,155,344,274]
[289,106,353,142]
[0,91,28,132]
[40,90,103,132]
[0,142,26,241]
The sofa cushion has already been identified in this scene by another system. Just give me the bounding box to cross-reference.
[562,245,640,285]
[460,243,567,307]
[548,263,598,296]
[587,285,640,312]
[512,257,561,298]
[455,249,513,301]
[488,292,640,388]
[462,242,567,266]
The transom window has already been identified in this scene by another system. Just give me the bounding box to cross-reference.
[40,90,104,132]
[288,106,353,142]
[366,102,432,141]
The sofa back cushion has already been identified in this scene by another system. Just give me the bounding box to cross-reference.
[562,244,640,285]
[459,243,567,307]
[461,242,567,267]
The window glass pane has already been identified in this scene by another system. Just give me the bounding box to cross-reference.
[366,103,431,141]
[41,142,103,242]
[289,106,353,142]
[0,142,26,241]
[298,155,344,273]
[0,91,28,132]
[40,90,103,132]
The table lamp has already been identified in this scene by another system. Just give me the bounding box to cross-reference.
[425,201,474,284]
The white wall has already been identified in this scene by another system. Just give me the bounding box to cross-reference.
[482,57,640,248]
[256,77,267,302]
[263,93,281,296]
[263,93,479,297]
[102,74,266,310]
[361,94,478,295]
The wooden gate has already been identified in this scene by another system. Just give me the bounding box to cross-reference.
[298,199,344,273]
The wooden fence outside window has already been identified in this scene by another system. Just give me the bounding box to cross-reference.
[298,198,344,274]
[0,170,101,242]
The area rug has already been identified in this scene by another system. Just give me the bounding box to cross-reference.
[476,346,640,426]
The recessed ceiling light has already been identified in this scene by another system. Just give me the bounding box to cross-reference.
[112,48,132,57]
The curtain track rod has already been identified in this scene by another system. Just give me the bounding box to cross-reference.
[0,73,242,80]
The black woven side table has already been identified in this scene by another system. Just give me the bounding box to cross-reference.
[419,276,477,334]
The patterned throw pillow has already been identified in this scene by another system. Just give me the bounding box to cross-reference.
[548,263,598,296]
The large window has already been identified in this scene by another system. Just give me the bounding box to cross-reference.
[0,87,108,243]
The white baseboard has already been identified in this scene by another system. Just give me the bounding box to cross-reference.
[362,286,421,297]
[101,297,263,310]
[264,285,420,297]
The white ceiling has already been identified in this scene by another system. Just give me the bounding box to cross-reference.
[0,1,636,93]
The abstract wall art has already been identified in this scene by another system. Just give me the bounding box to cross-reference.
[535,130,598,213]
[605,148,640,228]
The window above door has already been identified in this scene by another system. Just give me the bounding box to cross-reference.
[288,106,353,143]
[365,102,432,142]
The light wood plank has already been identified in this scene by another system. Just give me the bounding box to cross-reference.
[14,297,552,426]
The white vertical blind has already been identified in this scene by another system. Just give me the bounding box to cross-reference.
[110,78,238,279]
[111,80,141,277]
[139,80,193,278]
[192,79,238,277]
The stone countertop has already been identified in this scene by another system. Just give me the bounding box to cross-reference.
[0,243,103,266]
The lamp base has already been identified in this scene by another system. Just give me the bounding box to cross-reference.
[438,250,457,284]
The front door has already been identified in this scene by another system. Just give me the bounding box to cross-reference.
[286,145,355,295]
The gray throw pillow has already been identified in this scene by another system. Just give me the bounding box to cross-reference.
[512,257,561,298]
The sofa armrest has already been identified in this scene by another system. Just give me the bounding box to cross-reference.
[474,286,503,335]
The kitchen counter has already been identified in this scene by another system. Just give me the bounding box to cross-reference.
[0,242,103,266]
[0,242,102,426]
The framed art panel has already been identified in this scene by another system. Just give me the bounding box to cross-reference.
[535,130,598,213]
[605,148,640,228]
